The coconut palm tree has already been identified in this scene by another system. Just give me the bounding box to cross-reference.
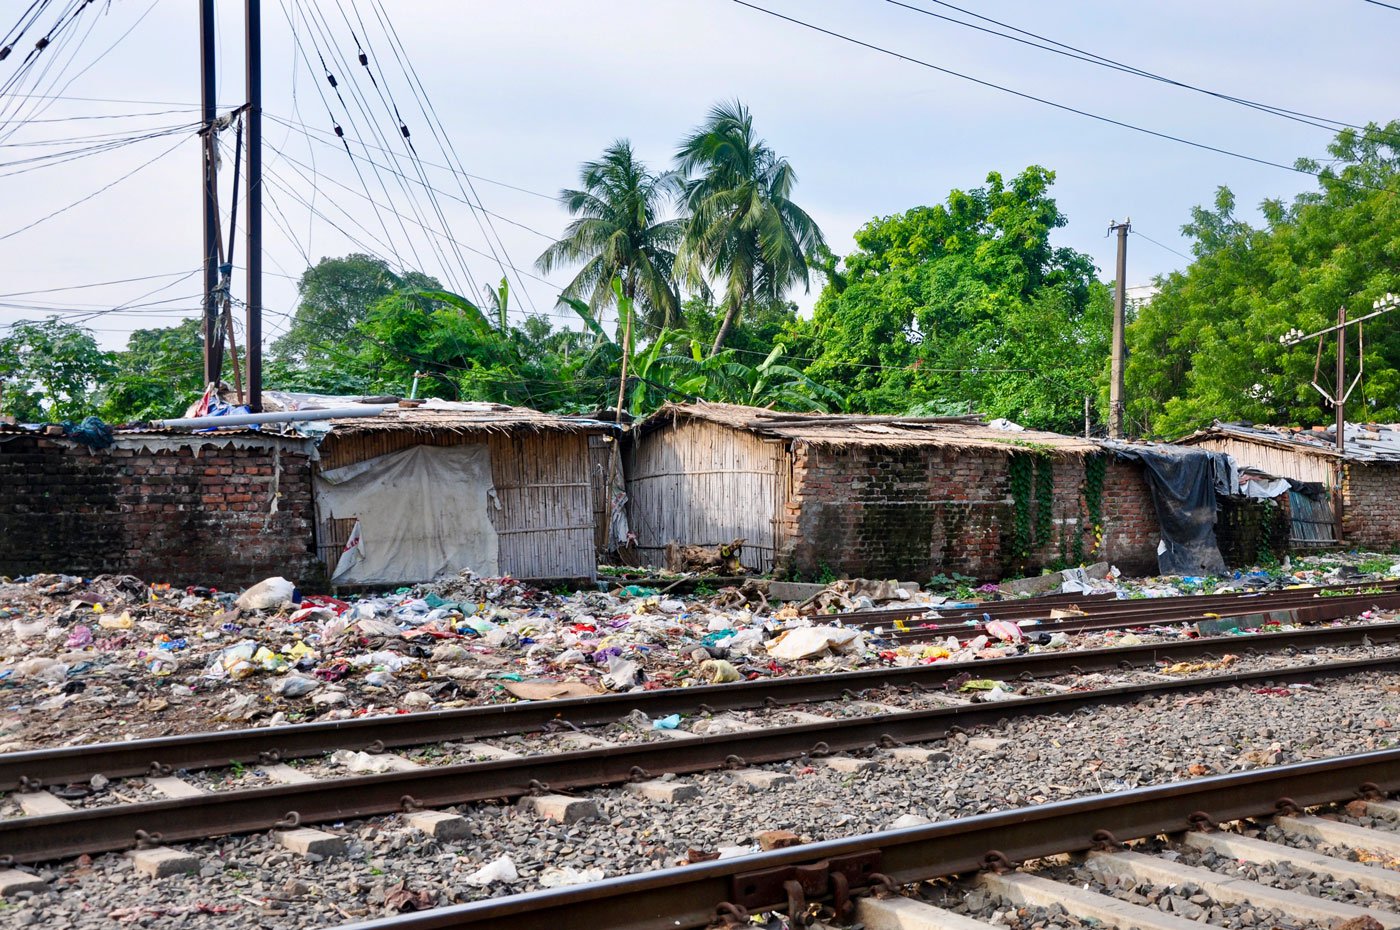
[536,140,683,329]
[675,100,826,356]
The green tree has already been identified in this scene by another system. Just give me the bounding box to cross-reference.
[0,319,113,422]
[793,166,1108,433]
[675,100,826,355]
[352,288,605,411]
[535,140,683,330]
[1124,122,1400,437]
[271,254,438,364]
[98,319,206,422]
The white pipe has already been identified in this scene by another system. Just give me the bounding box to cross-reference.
[151,406,391,429]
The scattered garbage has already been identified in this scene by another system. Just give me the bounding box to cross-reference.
[463,854,519,886]
[1,549,1397,751]
[235,576,297,611]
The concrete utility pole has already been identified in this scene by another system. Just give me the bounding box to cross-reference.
[1281,293,1400,543]
[244,0,263,412]
[1107,219,1130,439]
[199,0,221,386]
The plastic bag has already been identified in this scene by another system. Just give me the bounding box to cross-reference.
[464,855,518,886]
[273,674,321,697]
[236,576,296,611]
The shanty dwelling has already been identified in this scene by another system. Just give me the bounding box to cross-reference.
[305,399,617,587]
[625,403,1162,582]
[0,422,321,589]
[0,397,617,590]
[1178,421,1400,549]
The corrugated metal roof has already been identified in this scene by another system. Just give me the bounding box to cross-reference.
[1177,421,1400,463]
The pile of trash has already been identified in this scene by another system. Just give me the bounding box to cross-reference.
[1,550,1396,749]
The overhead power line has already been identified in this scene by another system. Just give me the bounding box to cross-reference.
[0,133,187,241]
[732,0,1353,185]
[883,0,1382,139]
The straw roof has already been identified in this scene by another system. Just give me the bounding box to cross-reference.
[320,400,615,437]
[637,402,1099,454]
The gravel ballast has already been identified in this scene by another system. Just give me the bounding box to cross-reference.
[4,666,1399,928]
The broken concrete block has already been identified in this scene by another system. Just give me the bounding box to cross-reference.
[627,780,700,803]
[18,790,72,817]
[887,747,952,764]
[729,769,795,790]
[967,737,1010,752]
[823,756,879,773]
[405,810,472,841]
[276,828,347,858]
[520,794,599,824]
[127,846,199,878]
[0,869,47,897]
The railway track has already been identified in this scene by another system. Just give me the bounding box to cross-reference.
[846,583,1400,644]
[323,747,1400,930]
[3,631,1400,866]
[5,614,1400,792]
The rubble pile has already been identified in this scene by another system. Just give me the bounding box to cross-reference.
[0,551,1395,751]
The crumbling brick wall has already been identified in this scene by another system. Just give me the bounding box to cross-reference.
[1216,497,1290,566]
[776,443,1159,582]
[1342,462,1400,548]
[0,434,321,590]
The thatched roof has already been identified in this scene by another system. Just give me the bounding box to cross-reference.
[637,402,1099,454]
[321,400,616,437]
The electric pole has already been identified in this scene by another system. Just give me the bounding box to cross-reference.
[1281,293,1400,543]
[199,0,220,387]
[244,0,263,412]
[1107,219,1130,439]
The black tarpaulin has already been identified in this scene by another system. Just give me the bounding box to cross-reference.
[1112,446,1228,576]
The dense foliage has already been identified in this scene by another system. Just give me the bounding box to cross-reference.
[7,112,1396,438]
[788,166,1110,434]
[1123,122,1400,437]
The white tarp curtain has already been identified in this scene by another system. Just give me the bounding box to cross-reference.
[316,443,499,585]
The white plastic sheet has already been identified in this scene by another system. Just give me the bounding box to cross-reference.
[317,443,500,585]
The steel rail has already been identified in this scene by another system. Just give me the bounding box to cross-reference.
[870,590,1400,644]
[331,747,1400,930]
[4,619,1399,793]
[842,579,1400,627]
[5,652,1400,864]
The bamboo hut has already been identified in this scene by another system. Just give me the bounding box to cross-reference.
[627,403,1161,581]
[1177,421,1400,547]
[307,398,617,585]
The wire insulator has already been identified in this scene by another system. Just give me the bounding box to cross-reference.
[326,73,337,88]
[399,124,410,139]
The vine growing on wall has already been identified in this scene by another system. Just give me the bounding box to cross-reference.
[1009,452,1034,559]
[1082,452,1108,559]
[1034,455,1055,548]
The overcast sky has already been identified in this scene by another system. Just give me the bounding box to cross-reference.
[2,0,1397,351]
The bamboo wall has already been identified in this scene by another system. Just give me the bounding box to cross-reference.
[588,434,616,554]
[1189,437,1334,486]
[316,428,597,582]
[626,419,788,572]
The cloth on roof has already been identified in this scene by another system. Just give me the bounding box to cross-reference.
[1112,446,1228,576]
[316,443,499,585]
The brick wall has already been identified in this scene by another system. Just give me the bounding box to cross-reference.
[1343,462,1400,547]
[0,434,321,590]
[776,443,1159,582]
[1216,497,1290,566]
